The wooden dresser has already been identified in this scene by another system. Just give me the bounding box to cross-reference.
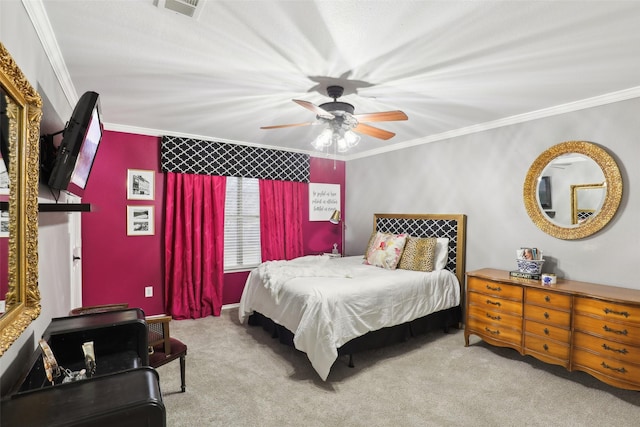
[465,268,640,391]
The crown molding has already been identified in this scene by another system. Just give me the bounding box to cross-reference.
[345,86,640,161]
[23,0,78,105]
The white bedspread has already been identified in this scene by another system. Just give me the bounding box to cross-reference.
[238,255,460,381]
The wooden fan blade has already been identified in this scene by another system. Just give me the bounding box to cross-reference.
[353,123,396,140]
[293,99,335,119]
[260,122,314,130]
[353,110,408,123]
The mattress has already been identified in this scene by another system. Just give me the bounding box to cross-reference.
[239,254,460,380]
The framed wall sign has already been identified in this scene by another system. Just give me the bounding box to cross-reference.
[309,183,340,221]
[126,205,154,236]
[127,169,155,200]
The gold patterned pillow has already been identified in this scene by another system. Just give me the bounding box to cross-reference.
[398,237,437,272]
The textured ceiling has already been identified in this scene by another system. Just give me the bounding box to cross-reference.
[34,0,640,159]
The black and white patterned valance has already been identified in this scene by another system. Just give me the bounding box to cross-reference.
[161,136,310,183]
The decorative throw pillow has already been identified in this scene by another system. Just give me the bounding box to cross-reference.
[398,237,437,272]
[365,232,408,269]
[434,238,449,270]
[363,231,389,259]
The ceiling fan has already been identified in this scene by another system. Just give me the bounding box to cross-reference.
[260,86,408,148]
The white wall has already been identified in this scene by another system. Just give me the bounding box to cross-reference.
[346,98,639,290]
[0,0,73,392]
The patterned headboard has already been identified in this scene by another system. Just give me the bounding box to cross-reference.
[373,213,467,286]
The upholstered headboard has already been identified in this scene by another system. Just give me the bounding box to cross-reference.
[373,213,467,286]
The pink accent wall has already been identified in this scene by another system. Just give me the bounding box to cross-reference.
[303,157,345,255]
[0,192,9,300]
[1,236,7,303]
[1,194,7,299]
[81,131,165,315]
[81,131,345,313]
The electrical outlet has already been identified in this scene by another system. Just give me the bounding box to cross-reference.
[145,286,153,298]
[0,300,5,313]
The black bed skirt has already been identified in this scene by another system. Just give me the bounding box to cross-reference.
[247,306,461,357]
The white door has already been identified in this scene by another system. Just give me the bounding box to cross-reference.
[68,195,83,309]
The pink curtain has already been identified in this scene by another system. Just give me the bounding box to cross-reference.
[164,172,226,319]
[259,179,305,261]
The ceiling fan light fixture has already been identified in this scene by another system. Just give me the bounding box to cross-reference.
[336,130,360,153]
[312,126,361,153]
[344,130,360,147]
[311,128,333,150]
[263,85,407,152]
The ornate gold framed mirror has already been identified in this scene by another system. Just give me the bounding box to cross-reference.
[523,140,622,240]
[0,43,42,355]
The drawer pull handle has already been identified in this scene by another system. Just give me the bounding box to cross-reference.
[545,296,550,302]
[486,313,502,321]
[484,327,500,336]
[544,312,550,319]
[600,361,627,374]
[486,299,501,307]
[602,343,629,355]
[543,328,550,335]
[486,285,501,292]
[543,344,549,351]
[603,325,628,336]
[603,308,630,318]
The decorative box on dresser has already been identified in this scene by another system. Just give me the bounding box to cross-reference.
[465,268,640,391]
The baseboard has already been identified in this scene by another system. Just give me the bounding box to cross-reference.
[222,303,239,311]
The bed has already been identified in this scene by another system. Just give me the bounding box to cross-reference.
[238,213,467,380]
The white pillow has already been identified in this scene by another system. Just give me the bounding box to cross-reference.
[434,238,449,270]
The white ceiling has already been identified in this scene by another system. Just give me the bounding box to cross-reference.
[32,0,640,159]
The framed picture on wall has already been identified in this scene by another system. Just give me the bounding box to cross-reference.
[0,210,9,237]
[126,205,154,236]
[0,160,8,195]
[127,169,155,200]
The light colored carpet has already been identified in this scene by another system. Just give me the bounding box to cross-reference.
[155,307,640,426]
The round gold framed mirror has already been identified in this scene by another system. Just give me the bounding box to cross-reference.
[0,43,41,355]
[523,140,622,240]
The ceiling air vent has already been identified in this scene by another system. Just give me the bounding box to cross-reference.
[156,0,205,19]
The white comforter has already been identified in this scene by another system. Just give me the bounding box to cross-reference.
[238,255,460,381]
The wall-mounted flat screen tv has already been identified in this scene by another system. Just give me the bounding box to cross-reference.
[538,176,552,210]
[48,91,103,197]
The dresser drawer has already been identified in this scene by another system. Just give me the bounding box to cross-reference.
[574,297,640,326]
[573,331,640,363]
[524,333,570,360]
[468,305,522,330]
[465,269,640,391]
[525,288,571,311]
[468,291,523,316]
[524,320,570,343]
[573,348,640,386]
[467,317,522,345]
[468,277,522,300]
[574,314,640,346]
[524,304,571,327]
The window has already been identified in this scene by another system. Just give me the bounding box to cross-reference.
[224,177,261,270]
